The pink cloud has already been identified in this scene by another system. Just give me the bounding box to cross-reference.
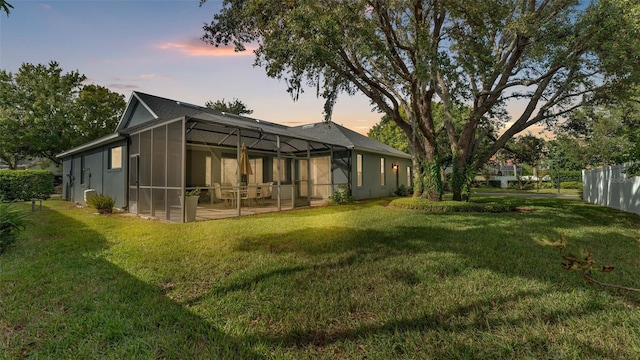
[157,38,256,57]
[107,83,140,91]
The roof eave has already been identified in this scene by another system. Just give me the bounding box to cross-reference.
[56,133,124,158]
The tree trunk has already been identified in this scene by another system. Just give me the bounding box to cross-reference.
[411,155,423,198]
[451,158,465,201]
[419,150,443,201]
[450,155,474,201]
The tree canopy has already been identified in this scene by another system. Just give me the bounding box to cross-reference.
[549,88,640,173]
[1,0,12,16]
[205,98,253,115]
[202,0,640,200]
[0,62,125,168]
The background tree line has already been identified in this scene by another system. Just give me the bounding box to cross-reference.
[0,61,126,169]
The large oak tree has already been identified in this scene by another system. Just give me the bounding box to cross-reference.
[202,0,640,200]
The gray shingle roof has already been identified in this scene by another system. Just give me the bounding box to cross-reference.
[291,122,410,158]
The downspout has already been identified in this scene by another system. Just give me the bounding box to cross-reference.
[307,142,311,205]
[236,127,241,217]
[276,135,281,211]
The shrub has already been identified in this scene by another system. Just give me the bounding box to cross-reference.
[86,194,116,214]
[394,184,413,196]
[507,180,535,190]
[389,197,515,213]
[0,170,54,201]
[550,170,582,184]
[328,185,355,205]
[472,180,502,188]
[0,201,31,254]
[560,181,583,189]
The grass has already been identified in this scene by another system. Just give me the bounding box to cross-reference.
[1,197,640,359]
[472,186,580,195]
[389,197,516,212]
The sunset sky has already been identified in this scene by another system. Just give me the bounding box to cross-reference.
[1,0,550,138]
[0,0,381,133]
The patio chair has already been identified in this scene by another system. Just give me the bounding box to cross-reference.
[257,182,273,205]
[213,183,234,206]
[241,185,259,207]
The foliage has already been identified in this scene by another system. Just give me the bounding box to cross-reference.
[73,84,126,141]
[507,180,535,190]
[553,170,583,184]
[560,181,583,190]
[205,98,253,115]
[472,180,502,188]
[0,0,12,16]
[0,62,125,165]
[0,170,53,201]
[327,184,355,205]
[367,115,409,153]
[393,184,412,197]
[389,197,515,213]
[499,134,547,190]
[538,234,640,294]
[86,194,115,214]
[550,88,640,173]
[202,0,640,201]
[0,201,30,254]
[186,188,201,197]
[3,198,640,357]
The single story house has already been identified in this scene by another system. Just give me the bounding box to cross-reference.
[58,92,412,222]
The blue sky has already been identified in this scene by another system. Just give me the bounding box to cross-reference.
[0,0,380,133]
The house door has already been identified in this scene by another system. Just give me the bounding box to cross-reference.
[128,154,139,213]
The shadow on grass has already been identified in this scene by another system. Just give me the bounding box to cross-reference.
[240,288,605,357]
[215,199,640,355]
[0,205,261,359]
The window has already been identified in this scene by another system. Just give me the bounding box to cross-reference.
[109,146,123,170]
[380,157,385,186]
[407,166,412,186]
[272,158,287,182]
[356,154,363,187]
[222,157,264,184]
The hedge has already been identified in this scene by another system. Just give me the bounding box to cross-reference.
[0,170,54,201]
[551,170,582,184]
[389,197,516,213]
[560,181,583,189]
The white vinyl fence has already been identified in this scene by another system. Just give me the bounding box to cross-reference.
[582,164,640,216]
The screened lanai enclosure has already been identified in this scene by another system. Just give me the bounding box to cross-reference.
[121,112,350,222]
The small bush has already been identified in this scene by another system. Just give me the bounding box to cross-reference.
[389,197,515,213]
[328,185,355,205]
[472,180,502,188]
[560,181,583,189]
[394,184,413,196]
[86,194,116,214]
[538,181,556,189]
[0,201,31,254]
[507,180,535,190]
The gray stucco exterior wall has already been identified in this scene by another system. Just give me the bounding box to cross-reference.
[351,150,412,200]
[61,139,128,209]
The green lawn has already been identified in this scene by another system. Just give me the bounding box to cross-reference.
[1,197,640,359]
[471,187,580,195]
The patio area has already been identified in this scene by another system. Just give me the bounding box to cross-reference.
[193,197,328,221]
